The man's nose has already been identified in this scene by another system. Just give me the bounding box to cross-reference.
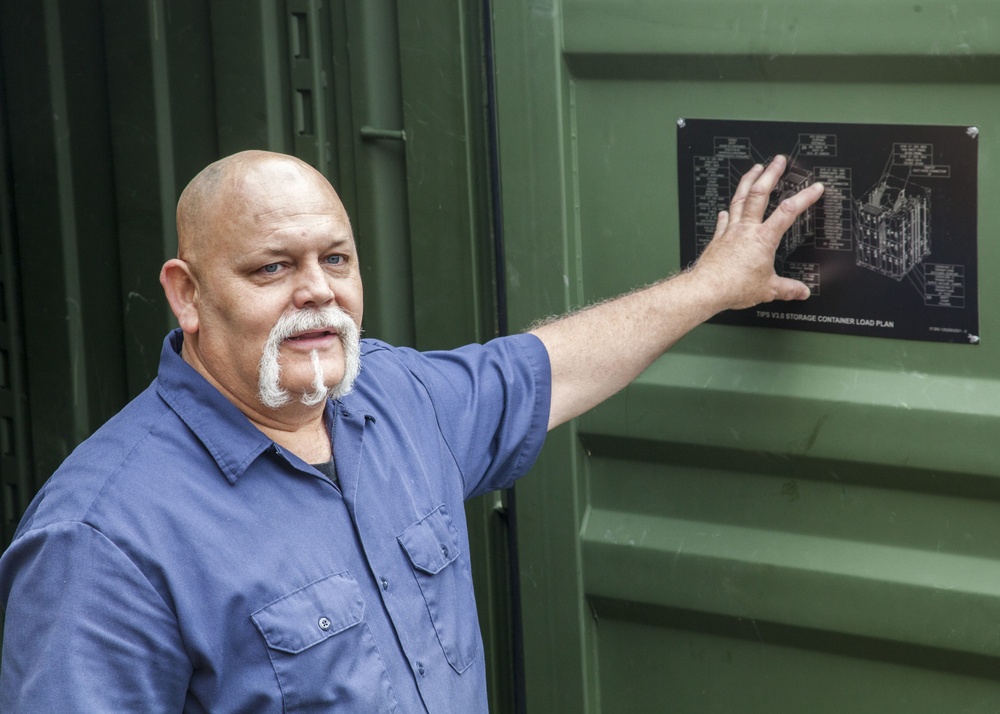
[293,262,335,308]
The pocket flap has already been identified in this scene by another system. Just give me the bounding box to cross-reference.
[251,572,365,654]
[397,505,461,575]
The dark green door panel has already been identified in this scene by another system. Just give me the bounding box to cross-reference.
[493,1,1000,711]
[0,0,128,490]
[0,60,31,548]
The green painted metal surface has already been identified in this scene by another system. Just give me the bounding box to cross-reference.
[493,1,1000,711]
[103,0,217,394]
[0,60,31,549]
[1,0,128,485]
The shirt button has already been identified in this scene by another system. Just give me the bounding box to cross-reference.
[318,617,332,631]
[380,577,389,591]
[417,662,425,676]
[440,544,449,558]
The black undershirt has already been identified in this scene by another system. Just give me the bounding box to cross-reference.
[311,459,339,488]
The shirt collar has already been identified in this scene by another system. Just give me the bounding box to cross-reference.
[155,329,274,485]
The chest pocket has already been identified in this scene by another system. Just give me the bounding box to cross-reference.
[251,572,397,712]
[398,505,479,673]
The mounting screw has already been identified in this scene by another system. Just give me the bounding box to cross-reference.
[677,118,687,129]
[967,126,979,139]
[969,334,981,344]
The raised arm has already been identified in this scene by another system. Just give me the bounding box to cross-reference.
[530,155,824,431]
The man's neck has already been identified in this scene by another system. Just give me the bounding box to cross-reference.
[257,413,332,464]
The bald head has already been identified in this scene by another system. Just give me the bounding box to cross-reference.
[161,150,364,422]
[176,150,347,267]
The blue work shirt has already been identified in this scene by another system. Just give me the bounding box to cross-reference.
[0,329,550,712]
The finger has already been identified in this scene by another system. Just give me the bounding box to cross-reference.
[712,210,730,240]
[771,276,811,302]
[727,163,765,223]
[742,155,788,221]
[763,181,825,237]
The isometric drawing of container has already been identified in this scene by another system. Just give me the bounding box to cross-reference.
[856,164,931,281]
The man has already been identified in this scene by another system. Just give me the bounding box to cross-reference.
[0,150,822,711]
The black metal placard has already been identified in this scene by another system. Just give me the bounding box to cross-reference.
[677,118,979,344]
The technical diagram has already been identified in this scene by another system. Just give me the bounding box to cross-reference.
[770,162,815,261]
[856,155,931,283]
[677,119,978,344]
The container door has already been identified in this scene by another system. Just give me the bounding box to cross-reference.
[491,2,1000,711]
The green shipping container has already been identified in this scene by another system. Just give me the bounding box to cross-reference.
[493,1,1000,712]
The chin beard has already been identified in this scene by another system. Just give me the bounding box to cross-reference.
[258,306,362,409]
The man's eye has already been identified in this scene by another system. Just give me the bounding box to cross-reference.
[326,255,344,265]
[261,263,280,274]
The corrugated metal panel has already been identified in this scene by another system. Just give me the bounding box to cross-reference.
[0,63,31,548]
[0,0,128,484]
[493,1,1000,711]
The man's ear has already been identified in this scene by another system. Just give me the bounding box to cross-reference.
[160,259,200,334]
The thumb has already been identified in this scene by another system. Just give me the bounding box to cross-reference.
[771,276,811,302]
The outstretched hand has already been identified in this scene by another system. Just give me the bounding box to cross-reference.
[531,155,825,430]
[689,155,824,311]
